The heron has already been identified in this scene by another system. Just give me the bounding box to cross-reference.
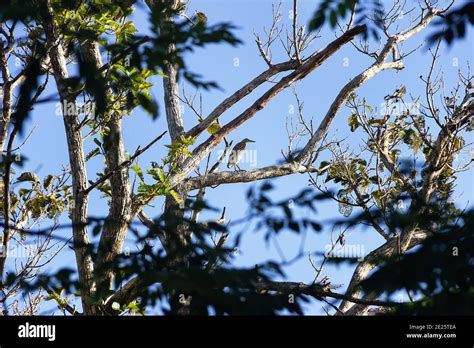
[227,138,255,171]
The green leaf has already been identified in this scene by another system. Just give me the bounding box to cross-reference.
[372,189,383,207]
[169,189,182,204]
[309,12,325,31]
[311,221,322,232]
[329,10,338,27]
[86,148,101,161]
[288,221,300,232]
[93,138,102,147]
[158,169,166,183]
[318,161,331,174]
[368,118,385,125]
[137,92,159,119]
[395,85,406,99]
[131,164,144,182]
[206,122,221,135]
[261,182,273,191]
[348,113,359,132]
[413,137,421,155]
[18,188,30,197]
[337,2,347,16]
[16,172,39,183]
[43,175,55,190]
[369,176,379,184]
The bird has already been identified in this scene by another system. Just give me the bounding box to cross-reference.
[195,11,208,24]
[444,96,457,109]
[384,85,406,102]
[227,138,255,171]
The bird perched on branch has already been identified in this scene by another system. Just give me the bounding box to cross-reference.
[194,11,208,24]
[227,138,255,171]
[384,85,406,102]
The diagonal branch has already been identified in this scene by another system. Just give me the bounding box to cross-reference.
[84,131,167,195]
[295,59,403,164]
[185,60,301,139]
[167,25,366,190]
[295,7,444,165]
[337,227,428,315]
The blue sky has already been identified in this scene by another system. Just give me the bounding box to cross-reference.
[10,0,474,314]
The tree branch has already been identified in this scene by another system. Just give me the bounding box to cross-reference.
[79,40,133,292]
[185,60,300,139]
[168,25,366,191]
[254,280,400,308]
[106,273,400,313]
[147,0,185,141]
[84,131,167,195]
[338,228,428,313]
[337,7,464,315]
[295,59,404,165]
[292,0,302,64]
[185,162,317,191]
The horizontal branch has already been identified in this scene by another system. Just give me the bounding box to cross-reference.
[254,280,400,308]
[106,275,399,313]
[184,162,316,191]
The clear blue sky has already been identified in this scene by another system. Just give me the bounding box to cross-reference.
[12,0,473,314]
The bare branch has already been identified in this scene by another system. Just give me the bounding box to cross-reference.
[172,25,366,191]
[296,8,442,165]
[292,0,302,64]
[185,163,317,191]
[253,280,400,308]
[185,60,300,139]
[84,131,167,195]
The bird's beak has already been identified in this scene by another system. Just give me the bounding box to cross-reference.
[248,139,255,143]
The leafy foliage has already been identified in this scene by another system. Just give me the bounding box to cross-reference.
[309,0,474,45]
[11,186,329,315]
[429,2,474,45]
[1,0,472,317]
[247,182,327,242]
[308,0,383,39]
[361,205,474,315]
